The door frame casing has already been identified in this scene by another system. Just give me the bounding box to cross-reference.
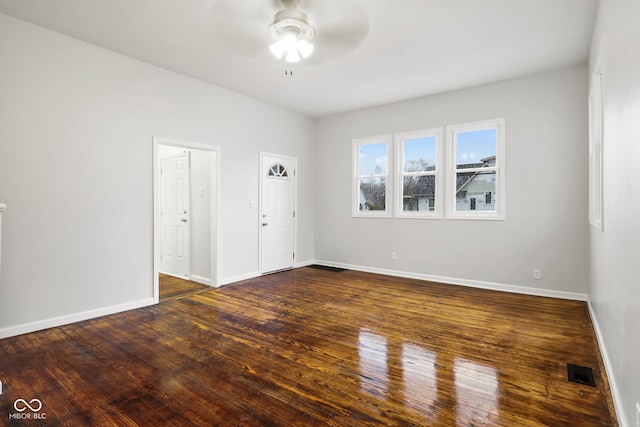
[259,152,298,274]
[153,137,221,303]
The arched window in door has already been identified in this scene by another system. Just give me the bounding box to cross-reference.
[267,163,289,179]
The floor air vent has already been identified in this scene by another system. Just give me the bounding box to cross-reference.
[308,265,348,273]
[567,363,596,387]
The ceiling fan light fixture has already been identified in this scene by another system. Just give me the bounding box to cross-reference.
[297,39,314,58]
[285,46,301,63]
[268,4,315,63]
[269,39,287,58]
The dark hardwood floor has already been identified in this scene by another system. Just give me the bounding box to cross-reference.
[159,274,210,302]
[0,268,617,426]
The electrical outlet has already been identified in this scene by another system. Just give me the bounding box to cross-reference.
[533,269,541,280]
[391,252,397,260]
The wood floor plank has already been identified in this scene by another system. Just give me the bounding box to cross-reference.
[159,274,210,302]
[0,267,617,426]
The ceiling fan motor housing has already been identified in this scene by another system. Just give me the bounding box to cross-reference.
[270,8,315,42]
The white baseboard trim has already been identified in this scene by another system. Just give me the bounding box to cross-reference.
[312,260,589,301]
[190,275,212,286]
[218,260,314,287]
[295,259,314,268]
[588,301,626,427]
[0,297,156,340]
[218,271,261,287]
[159,271,186,279]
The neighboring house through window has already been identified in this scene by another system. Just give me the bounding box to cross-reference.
[446,118,505,220]
[395,128,443,218]
[352,135,392,217]
[352,118,505,220]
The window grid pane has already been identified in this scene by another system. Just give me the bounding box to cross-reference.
[455,129,497,168]
[359,142,388,177]
[455,171,497,212]
[448,120,503,219]
[402,175,436,212]
[403,136,437,173]
[359,177,386,211]
[398,131,440,216]
[354,136,391,217]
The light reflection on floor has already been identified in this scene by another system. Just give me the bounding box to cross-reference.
[358,329,389,398]
[358,328,498,424]
[455,358,498,424]
[403,343,437,413]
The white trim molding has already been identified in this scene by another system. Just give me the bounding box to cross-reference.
[312,259,588,301]
[218,271,262,287]
[190,275,212,287]
[588,37,605,232]
[295,259,314,269]
[0,297,155,340]
[588,302,625,426]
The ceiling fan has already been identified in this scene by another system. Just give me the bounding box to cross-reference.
[268,0,315,63]
[210,0,369,65]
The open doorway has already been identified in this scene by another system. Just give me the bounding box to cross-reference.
[153,137,219,303]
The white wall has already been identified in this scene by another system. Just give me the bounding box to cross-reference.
[0,13,315,336]
[315,66,589,298]
[589,0,640,425]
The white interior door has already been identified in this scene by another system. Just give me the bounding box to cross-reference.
[260,154,296,273]
[161,153,190,278]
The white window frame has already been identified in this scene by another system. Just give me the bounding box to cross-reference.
[395,128,443,218]
[589,40,604,231]
[445,118,506,220]
[352,135,392,218]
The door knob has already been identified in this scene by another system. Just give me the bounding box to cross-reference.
[262,222,268,226]
[181,219,187,223]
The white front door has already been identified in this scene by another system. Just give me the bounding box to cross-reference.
[161,153,190,278]
[260,154,296,273]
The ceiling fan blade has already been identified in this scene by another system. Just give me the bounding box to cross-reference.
[210,0,277,57]
[304,0,368,29]
[309,20,369,63]
[303,0,369,62]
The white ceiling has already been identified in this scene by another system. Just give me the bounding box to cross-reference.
[0,0,599,118]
